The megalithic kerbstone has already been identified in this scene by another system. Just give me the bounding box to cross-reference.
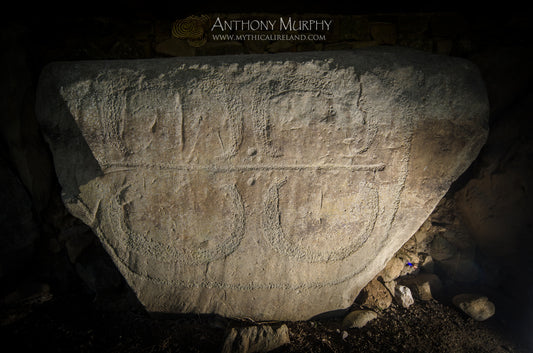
[36,47,488,320]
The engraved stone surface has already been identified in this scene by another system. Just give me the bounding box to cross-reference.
[36,48,488,320]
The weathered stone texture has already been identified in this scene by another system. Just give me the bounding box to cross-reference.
[36,47,488,320]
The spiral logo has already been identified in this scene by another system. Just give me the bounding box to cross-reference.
[172,15,210,47]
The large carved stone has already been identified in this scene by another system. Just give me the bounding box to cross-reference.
[36,48,488,320]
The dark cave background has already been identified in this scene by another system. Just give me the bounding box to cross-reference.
[1,2,532,352]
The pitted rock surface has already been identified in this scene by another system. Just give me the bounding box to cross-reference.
[36,48,488,320]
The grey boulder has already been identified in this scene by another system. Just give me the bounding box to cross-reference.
[342,309,378,329]
[395,285,415,308]
[36,47,488,320]
[222,325,290,353]
[453,293,495,321]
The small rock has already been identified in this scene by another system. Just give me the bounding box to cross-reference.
[380,256,405,282]
[383,280,396,296]
[400,273,442,301]
[413,281,432,301]
[356,278,392,310]
[342,310,378,329]
[396,246,420,277]
[453,293,495,321]
[420,254,434,273]
[221,324,290,353]
[395,285,414,308]
[341,330,349,340]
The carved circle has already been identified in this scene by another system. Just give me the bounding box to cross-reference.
[110,173,245,265]
[262,177,378,263]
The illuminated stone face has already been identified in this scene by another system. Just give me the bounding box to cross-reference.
[37,48,488,320]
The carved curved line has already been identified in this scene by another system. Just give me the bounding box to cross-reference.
[110,182,245,265]
[350,123,378,155]
[350,81,377,155]
[79,142,410,291]
[82,191,372,291]
[116,252,370,290]
[378,132,413,246]
[251,114,282,158]
[261,178,379,263]
[215,103,243,161]
[217,122,242,161]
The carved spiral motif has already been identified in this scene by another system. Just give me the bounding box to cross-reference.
[172,15,210,47]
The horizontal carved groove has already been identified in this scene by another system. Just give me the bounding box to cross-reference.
[103,163,386,173]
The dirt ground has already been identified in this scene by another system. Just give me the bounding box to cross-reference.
[1,289,529,353]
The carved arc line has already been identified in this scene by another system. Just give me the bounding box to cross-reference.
[121,257,371,290]
[261,178,379,263]
[350,81,378,155]
[99,223,371,290]
[378,132,414,248]
[111,183,246,265]
[72,142,410,290]
[75,194,373,290]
